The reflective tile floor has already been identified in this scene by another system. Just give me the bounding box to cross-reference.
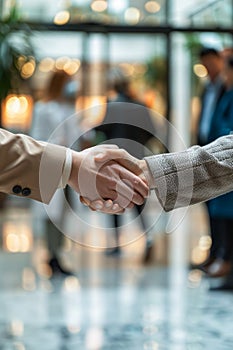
[0,204,233,350]
[1,256,233,350]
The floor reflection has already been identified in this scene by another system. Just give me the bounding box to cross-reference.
[0,205,233,350]
[1,258,233,349]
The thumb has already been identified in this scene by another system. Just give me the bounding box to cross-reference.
[94,152,107,162]
[94,148,142,176]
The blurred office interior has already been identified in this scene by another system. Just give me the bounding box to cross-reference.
[0,0,233,349]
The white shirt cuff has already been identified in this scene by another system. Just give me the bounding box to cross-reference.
[58,148,72,188]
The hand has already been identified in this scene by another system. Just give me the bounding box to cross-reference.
[95,148,155,188]
[80,197,126,214]
[79,148,155,214]
[68,145,149,210]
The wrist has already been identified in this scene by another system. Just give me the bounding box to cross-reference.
[139,159,156,189]
[68,151,82,193]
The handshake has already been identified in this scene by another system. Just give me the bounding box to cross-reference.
[67,134,233,214]
[68,144,155,214]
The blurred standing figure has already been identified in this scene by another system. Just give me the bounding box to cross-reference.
[31,70,79,276]
[203,55,233,286]
[195,48,225,275]
[94,68,157,262]
[196,48,233,284]
[197,48,225,147]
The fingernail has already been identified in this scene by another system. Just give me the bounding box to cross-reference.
[105,201,112,208]
[112,204,119,211]
[94,203,103,210]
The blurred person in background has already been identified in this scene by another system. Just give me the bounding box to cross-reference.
[203,54,233,289]
[194,47,225,275]
[195,48,233,288]
[87,67,158,262]
[30,69,79,277]
[197,48,225,148]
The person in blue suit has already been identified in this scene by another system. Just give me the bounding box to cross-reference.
[195,48,226,277]
[202,54,233,283]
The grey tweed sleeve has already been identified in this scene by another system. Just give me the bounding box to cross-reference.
[144,135,233,211]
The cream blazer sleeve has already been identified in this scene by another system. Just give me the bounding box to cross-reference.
[145,135,233,211]
[0,128,67,203]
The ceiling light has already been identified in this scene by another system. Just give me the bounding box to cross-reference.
[124,7,140,25]
[145,1,161,13]
[54,10,70,25]
[91,0,108,12]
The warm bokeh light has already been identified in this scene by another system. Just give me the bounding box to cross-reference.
[6,96,28,115]
[54,10,70,25]
[193,64,208,78]
[145,1,161,13]
[91,0,108,12]
[198,235,212,251]
[17,55,27,70]
[191,221,211,265]
[19,233,31,252]
[63,276,80,292]
[63,59,81,75]
[124,7,141,24]
[6,233,20,253]
[76,95,107,127]
[55,56,70,70]
[1,94,34,130]
[3,222,33,253]
[39,57,55,73]
[191,246,208,265]
[21,59,36,79]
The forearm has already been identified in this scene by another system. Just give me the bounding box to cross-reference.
[145,135,233,211]
[0,129,67,203]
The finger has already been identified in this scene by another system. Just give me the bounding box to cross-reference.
[90,199,125,214]
[112,204,125,214]
[80,196,125,214]
[114,165,149,199]
[80,196,105,211]
[94,198,132,211]
[80,196,90,206]
[95,148,142,175]
[98,144,119,149]
[93,144,119,158]
[104,199,114,208]
[121,173,149,198]
[94,148,128,162]
[114,180,145,206]
[127,202,134,209]
[95,164,147,206]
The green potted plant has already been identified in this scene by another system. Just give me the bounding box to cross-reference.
[0,2,35,123]
[0,2,35,206]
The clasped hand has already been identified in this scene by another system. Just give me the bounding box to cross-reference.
[68,145,152,214]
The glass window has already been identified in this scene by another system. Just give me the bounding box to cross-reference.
[108,34,167,117]
[2,0,167,25]
[189,0,233,28]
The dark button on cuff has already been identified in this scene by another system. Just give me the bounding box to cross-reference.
[22,188,31,197]
[12,185,22,194]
